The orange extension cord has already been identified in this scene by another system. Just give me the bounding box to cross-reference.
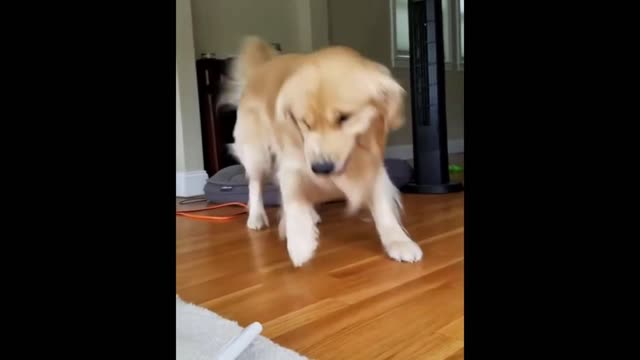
[175,201,248,221]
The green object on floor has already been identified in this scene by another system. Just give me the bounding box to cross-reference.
[449,164,463,173]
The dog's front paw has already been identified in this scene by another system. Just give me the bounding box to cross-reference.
[311,208,321,224]
[283,205,319,267]
[287,237,318,267]
[385,241,423,263]
[280,211,318,241]
[247,211,269,230]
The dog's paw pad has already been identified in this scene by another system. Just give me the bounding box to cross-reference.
[385,241,423,263]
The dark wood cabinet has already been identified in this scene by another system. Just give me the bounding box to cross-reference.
[195,57,239,177]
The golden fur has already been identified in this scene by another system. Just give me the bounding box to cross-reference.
[225,36,422,267]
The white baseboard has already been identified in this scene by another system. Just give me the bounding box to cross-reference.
[385,139,464,160]
[176,170,209,197]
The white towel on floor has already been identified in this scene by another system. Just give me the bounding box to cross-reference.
[176,296,307,360]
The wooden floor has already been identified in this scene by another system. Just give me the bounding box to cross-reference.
[176,163,464,359]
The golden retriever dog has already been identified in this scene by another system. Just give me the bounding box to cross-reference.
[224,36,423,267]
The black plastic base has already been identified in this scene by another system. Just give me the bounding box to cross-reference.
[402,181,464,194]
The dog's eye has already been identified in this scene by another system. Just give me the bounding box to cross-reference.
[338,113,350,124]
[288,110,310,130]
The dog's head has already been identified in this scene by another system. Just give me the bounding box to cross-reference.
[275,47,405,176]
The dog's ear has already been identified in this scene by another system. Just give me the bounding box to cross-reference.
[363,62,406,131]
[275,65,318,125]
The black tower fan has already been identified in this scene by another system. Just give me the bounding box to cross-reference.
[403,0,463,194]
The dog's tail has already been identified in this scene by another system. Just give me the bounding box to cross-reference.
[233,36,279,83]
[217,36,279,109]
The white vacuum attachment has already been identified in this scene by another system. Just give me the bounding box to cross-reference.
[215,322,263,360]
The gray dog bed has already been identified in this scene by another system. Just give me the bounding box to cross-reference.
[203,159,413,206]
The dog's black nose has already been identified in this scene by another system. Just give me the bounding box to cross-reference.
[311,162,335,174]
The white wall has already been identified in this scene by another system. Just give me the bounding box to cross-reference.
[176,0,207,196]
[309,0,330,50]
[191,0,327,56]
[176,68,185,173]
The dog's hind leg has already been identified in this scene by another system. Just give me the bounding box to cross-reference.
[246,176,269,230]
[231,110,271,230]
